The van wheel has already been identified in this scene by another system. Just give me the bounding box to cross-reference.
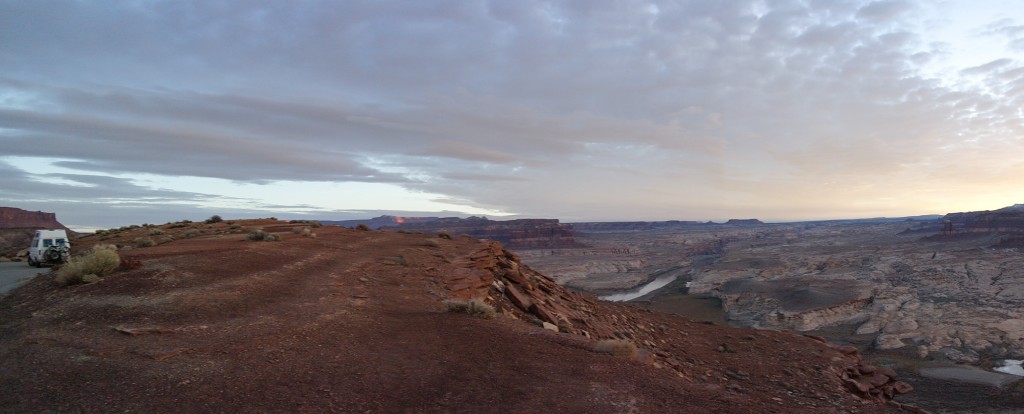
[27,257,35,267]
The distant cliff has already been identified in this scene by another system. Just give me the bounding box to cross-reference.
[909,204,1024,247]
[0,207,68,230]
[322,215,442,229]
[570,219,762,233]
[0,207,70,257]
[329,216,581,249]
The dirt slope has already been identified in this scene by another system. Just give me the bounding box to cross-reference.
[0,220,915,413]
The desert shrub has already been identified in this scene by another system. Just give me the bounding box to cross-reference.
[593,339,638,359]
[182,229,201,238]
[423,239,440,248]
[57,245,120,286]
[94,229,107,236]
[309,221,322,228]
[168,222,188,229]
[149,228,165,236]
[247,229,279,241]
[229,224,241,230]
[134,237,157,248]
[356,224,371,231]
[438,232,452,240]
[205,215,223,224]
[291,226,307,234]
[444,298,496,319]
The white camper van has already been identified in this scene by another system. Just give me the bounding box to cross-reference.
[27,229,70,267]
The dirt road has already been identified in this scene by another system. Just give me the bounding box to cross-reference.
[0,261,44,294]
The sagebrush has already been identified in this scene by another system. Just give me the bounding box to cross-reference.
[57,245,121,286]
[444,298,496,319]
[593,339,638,359]
[247,229,279,241]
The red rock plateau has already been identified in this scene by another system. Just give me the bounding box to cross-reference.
[0,207,71,257]
[0,219,921,413]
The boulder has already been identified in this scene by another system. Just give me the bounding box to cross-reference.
[893,381,914,394]
[874,334,905,350]
[504,285,533,312]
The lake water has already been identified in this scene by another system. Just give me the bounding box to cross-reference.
[599,274,678,302]
[994,359,1024,377]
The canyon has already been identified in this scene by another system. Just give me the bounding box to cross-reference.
[511,209,1024,413]
[0,219,914,412]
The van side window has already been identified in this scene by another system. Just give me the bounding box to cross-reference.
[55,239,67,246]
[43,239,54,247]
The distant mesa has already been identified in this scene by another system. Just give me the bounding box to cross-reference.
[322,215,442,229]
[569,219,763,233]
[323,215,581,249]
[0,207,71,257]
[0,207,69,230]
[724,218,764,225]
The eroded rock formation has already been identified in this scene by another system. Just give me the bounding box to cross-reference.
[0,207,70,256]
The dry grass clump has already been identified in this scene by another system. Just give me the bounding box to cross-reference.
[247,229,279,241]
[57,244,120,286]
[134,237,157,248]
[593,339,639,359]
[437,232,452,240]
[356,224,371,231]
[444,298,496,319]
[181,229,201,238]
[423,239,440,248]
[149,228,165,236]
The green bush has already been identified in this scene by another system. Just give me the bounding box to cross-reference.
[443,298,496,319]
[57,245,121,286]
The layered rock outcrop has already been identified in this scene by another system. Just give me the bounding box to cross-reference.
[0,207,68,230]
[442,240,915,407]
[0,207,70,256]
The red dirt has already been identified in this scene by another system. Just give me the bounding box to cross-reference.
[0,220,917,413]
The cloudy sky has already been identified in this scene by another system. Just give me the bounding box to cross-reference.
[1,0,1022,229]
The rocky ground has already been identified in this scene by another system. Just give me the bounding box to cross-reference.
[0,219,913,413]
[518,220,1024,413]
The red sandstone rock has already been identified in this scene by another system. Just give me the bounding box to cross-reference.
[0,207,68,229]
[505,284,533,312]
[893,381,914,394]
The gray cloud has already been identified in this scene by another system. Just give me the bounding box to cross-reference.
[1,0,1022,224]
